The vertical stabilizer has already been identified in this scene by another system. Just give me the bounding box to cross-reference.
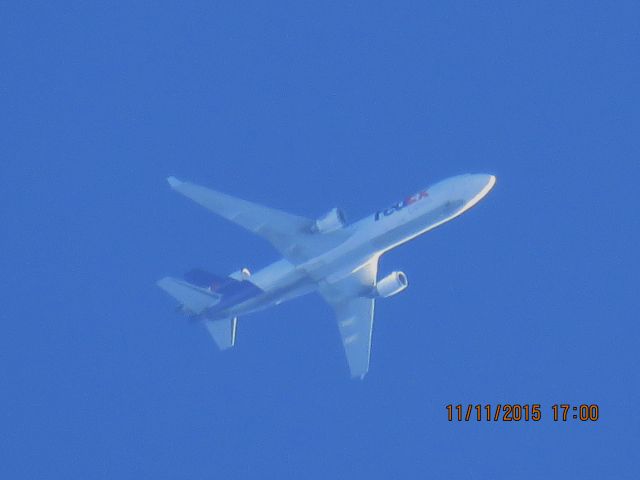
[205,317,238,350]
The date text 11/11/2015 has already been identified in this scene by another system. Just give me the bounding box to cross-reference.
[446,404,599,422]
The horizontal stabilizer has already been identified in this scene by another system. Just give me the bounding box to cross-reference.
[184,269,230,290]
[183,268,263,300]
[205,317,237,350]
[157,277,220,315]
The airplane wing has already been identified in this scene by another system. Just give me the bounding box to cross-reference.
[166,177,349,263]
[317,257,379,379]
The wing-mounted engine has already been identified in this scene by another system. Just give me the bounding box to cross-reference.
[375,271,408,298]
[311,208,346,233]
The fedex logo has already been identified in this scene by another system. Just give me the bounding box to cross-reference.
[374,190,428,221]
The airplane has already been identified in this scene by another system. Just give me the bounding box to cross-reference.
[157,173,496,378]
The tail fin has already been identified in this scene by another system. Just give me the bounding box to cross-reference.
[204,317,237,350]
[157,277,238,350]
[157,277,220,315]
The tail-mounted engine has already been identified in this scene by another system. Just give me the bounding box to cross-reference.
[375,271,408,298]
[228,267,251,281]
[311,208,346,233]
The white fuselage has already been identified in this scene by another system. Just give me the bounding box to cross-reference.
[211,174,496,319]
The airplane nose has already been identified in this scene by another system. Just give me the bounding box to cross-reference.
[470,173,496,187]
[480,174,496,190]
[427,173,496,203]
[449,173,496,191]
[465,173,496,202]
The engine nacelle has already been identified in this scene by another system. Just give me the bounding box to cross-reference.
[375,271,408,298]
[228,267,251,281]
[312,208,346,233]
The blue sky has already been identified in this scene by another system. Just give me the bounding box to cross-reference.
[2,1,639,478]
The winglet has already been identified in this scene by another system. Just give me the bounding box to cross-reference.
[167,176,182,188]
